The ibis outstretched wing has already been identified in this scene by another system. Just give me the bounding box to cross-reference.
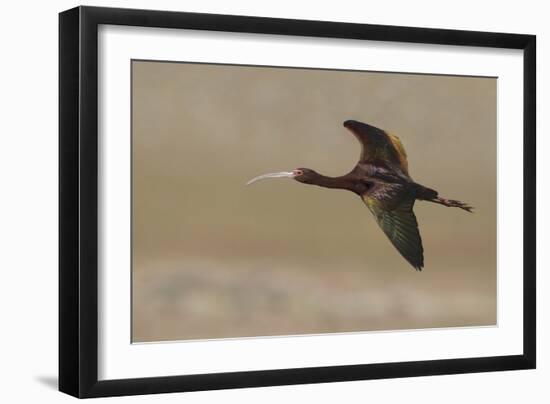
[363,193,424,271]
[344,120,410,176]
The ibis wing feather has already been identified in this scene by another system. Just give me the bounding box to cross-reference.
[344,121,409,176]
[363,194,424,270]
[386,132,409,174]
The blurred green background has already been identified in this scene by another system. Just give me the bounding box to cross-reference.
[132,60,496,342]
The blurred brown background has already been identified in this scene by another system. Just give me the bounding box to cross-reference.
[132,60,496,342]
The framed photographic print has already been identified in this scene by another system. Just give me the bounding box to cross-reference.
[59,6,536,398]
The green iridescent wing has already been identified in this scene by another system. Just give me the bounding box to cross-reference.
[363,193,424,271]
[344,121,410,176]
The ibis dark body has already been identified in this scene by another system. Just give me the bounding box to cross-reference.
[248,120,472,271]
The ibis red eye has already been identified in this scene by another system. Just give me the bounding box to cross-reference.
[294,170,303,176]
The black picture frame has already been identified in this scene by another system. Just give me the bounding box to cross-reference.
[59,5,536,398]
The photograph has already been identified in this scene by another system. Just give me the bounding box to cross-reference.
[52,2,537,400]
[131,60,497,343]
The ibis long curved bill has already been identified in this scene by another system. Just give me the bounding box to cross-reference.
[246,170,300,186]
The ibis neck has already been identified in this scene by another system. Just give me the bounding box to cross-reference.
[310,173,355,191]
